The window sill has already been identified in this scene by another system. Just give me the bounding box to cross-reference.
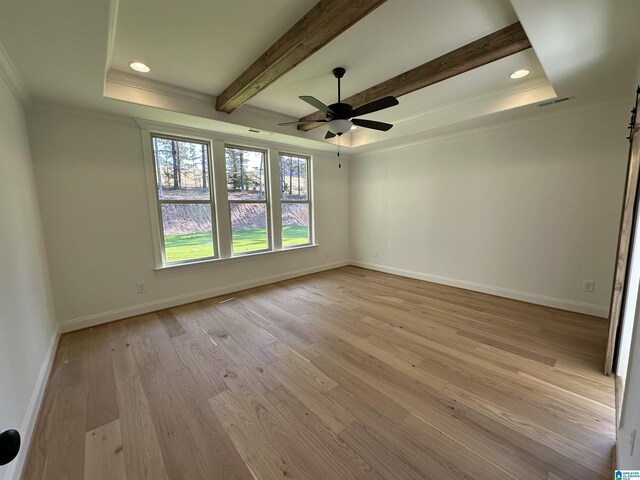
[154,244,319,271]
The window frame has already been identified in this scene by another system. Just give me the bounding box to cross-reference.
[279,152,313,248]
[139,121,317,270]
[149,133,218,266]
[224,144,272,256]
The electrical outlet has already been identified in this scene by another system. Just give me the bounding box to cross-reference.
[325,251,329,258]
[374,250,379,258]
[136,282,146,294]
[583,280,595,292]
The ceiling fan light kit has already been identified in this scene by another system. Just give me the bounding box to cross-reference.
[327,118,353,135]
[278,67,399,140]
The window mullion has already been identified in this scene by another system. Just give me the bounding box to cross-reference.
[268,148,283,251]
[212,140,232,258]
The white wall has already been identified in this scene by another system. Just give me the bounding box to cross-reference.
[350,102,629,316]
[0,74,57,478]
[27,108,351,330]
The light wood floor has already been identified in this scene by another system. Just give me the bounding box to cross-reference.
[23,266,615,480]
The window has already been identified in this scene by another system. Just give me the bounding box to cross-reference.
[151,135,216,264]
[142,122,316,268]
[225,146,270,254]
[279,153,311,247]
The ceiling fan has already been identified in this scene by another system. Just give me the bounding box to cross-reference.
[279,67,399,139]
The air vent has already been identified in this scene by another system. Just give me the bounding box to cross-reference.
[538,96,572,108]
[248,129,273,136]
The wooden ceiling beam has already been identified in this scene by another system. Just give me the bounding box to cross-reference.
[215,0,387,113]
[297,21,532,130]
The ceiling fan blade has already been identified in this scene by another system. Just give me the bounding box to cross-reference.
[325,131,336,139]
[278,119,327,126]
[352,118,393,131]
[350,96,399,118]
[299,96,335,114]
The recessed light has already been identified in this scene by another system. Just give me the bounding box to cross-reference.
[510,69,530,79]
[129,62,150,73]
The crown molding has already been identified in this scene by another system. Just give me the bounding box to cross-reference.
[396,76,551,128]
[350,75,553,144]
[106,69,214,105]
[0,40,30,107]
[351,96,629,157]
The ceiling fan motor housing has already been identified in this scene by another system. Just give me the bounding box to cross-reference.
[326,102,353,120]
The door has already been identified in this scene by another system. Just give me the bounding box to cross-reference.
[605,88,640,375]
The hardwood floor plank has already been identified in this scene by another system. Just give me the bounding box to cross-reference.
[268,359,354,433]
[457,329,558,366]
[41,383,89,480]
[210,389,288,480]
[416,346,616,445]
[156,309,187,338]
[451,386,611,475]
[110,320,138,380]
[312,355,410,425]
[86,325,119,431]
[126,315,161,366]
[213,369,327,480]
[330,385,511,480]
[401,412,517,480]
[166,367,255,480]
[84,419,126,480]
[140,315,185,374]
[172,333,229,396]
[198,317,281,392]
[198,305,278,367]
[339,422,424,480]
[364,334,425,365]
[137,360,215,479]
[459,403,608,480]
[115,373,168,480]
[265,385,385,480]
[265,340,338,393]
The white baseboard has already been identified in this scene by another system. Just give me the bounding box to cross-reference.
[58,258,609,333]
[4,327,60,480]
[59,260,350,333]
[351,260,609,318]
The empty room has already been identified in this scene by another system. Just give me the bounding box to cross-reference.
[2,0,640,479]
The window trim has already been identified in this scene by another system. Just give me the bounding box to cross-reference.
[139,121,318,269]
[279,152,313,248]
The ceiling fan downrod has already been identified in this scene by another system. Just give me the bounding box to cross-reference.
[333,67,345,104]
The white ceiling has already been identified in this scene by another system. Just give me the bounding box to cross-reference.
[111,0,318,95]
[1,0,639,151]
